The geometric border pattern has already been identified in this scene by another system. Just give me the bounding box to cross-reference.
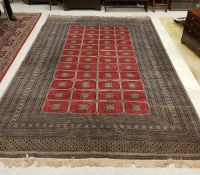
[0,16,199,159]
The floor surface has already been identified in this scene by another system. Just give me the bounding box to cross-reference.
[161,17,200,85]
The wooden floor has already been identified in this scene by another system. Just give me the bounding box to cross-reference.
[161,17,200,85]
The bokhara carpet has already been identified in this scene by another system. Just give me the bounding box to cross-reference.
[0,13,41,81]
[0,16,200,159]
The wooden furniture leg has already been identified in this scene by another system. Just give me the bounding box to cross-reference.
[152,0,155,12]
[152,0,169,12]
[165,0,169,12]
[49,0,51,10]
[144,1,149,12]
[104,0,107,12]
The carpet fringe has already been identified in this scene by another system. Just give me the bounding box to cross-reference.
[0,158,200,168]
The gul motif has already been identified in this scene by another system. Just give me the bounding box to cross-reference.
[43,25,149,115]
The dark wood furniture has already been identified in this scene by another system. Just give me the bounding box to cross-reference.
[169,0,200,10]
[181,8,200,57]
[23,0,57,5]
[63,0,101,10]
[152,0,169,12]
[104,0,149,12]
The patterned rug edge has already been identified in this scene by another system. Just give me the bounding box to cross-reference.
[0,16,199,160]
[0,13,41,82]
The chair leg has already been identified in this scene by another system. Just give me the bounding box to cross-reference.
[165,0,169,12]
[104,0,107,12]
[152,0,155,12]
[49,0,51,10]
[144,1,149,12]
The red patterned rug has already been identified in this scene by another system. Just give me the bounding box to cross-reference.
[0,16,199,159]
[43,25,149,115]
[0,13,41,81]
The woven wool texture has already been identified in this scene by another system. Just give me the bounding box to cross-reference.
[0,16,199,159]
[0,13,41,81]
